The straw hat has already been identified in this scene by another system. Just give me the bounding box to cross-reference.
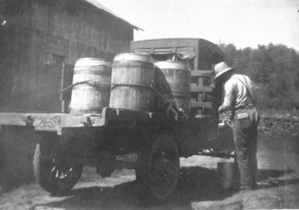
[214,62,234,80]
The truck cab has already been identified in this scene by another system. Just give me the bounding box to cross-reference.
[131,38,225,117]
[131,38,232,156]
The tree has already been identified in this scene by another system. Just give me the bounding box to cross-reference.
[217,43,299,110]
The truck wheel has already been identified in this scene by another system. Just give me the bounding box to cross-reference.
[33,142,83,194]
[137,133,179,204]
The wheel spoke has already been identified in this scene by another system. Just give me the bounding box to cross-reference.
[150,148,178,195]
[137,133,179,203]
[51,166,56,172]
[34,142,83,194]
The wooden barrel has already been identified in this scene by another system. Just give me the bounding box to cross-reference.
[70,58,111,114]
[154,61,191,114]
[109,53,155,111]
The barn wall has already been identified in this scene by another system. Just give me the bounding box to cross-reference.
[0,0,134,112]
[0,0,32,111]
[30,0,133,63]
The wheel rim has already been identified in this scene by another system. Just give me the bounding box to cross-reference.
[149,147,178,197]
[34,140,82,194]
[49,160,74,180]
[43,158,76,181]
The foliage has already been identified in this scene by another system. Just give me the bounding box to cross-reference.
[217,42,299,110]
[259,112,299,136]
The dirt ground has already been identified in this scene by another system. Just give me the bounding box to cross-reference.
[0,132,299,210]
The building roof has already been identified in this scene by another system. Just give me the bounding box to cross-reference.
[84,0,142,30]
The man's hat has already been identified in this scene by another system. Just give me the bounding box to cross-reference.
[214,62,234,80]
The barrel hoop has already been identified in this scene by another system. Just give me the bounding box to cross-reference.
[74,66,111,70]
[61,80,111,93]
[72,85,110,91]
[74,67,111,75]
[111,83,153,91]
[75,60,112,68]
[62,81,154,93]
[112,60,154,68]
[74,70,111,76]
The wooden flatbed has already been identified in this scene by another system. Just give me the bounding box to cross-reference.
[0,107,177,134]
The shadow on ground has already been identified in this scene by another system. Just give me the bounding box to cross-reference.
[0,127,38,191]
[257,169,293,181]
[35,167,296,210]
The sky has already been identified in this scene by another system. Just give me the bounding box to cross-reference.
[96,0,299,51]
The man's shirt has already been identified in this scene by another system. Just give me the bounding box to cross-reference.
[222,74,255,110]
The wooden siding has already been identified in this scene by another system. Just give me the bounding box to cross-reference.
[0,0,134,112]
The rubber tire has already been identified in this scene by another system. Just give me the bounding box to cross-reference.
[33,142,83,194]
[137,133,180,204]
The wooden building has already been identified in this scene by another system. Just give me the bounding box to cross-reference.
[0,0,138,112]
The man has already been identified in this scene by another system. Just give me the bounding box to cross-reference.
[214,61,260,191]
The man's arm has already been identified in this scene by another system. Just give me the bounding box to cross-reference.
[218,80,235,114]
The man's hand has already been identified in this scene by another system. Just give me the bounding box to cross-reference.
[218,105,231,114]
[218,105,224,114]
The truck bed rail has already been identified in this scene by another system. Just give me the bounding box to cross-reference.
[0,107,177,134]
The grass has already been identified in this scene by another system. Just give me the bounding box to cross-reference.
[258,131,299,154]
[260,109,299,117]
